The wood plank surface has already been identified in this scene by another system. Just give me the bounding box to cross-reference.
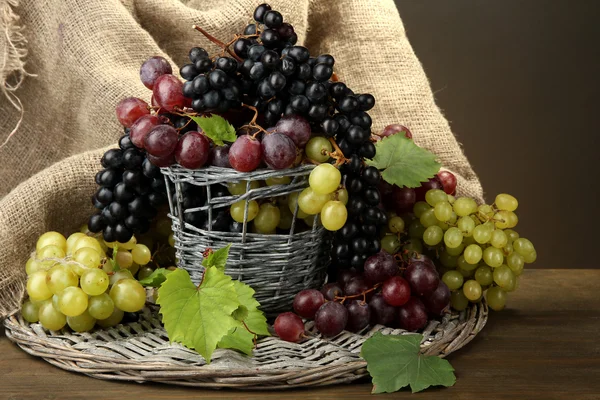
[1,269,599,399]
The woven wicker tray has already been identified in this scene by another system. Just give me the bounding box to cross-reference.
[4,302,488,389]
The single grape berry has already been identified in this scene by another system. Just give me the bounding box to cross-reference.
[144,125,179,158]
[153,74,186,112]
[140,56,173,89]
[321,282,344,301]
[381,123,412,139]
[129,115,162,149]
[115,97,150,128]
[422,281,451,315]
[382,276,411,307]
[314,302,348,337]
[293,289,325,320]
[345,299,371,332]
[274,312,305,342]
[437,170,458,195]
[274,115,311,148]
[404,260,440,297]
[398,297,428,331]
[363,251,398,284]
[174,131,210,169]
[229,135,263,172]
[261,132,297,170]
[368,294,396,326]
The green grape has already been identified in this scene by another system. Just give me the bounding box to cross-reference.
[115,250,133,268]
[490,230,508,249]
[503,242,514,256]
[168,234,175,247]
[413,201,431,218]
[58,287,88,317]
[523,250,537,263]
[231,199,260,223]
[302,215,318,228]
[96,307,124,328]
[463,280,482,301]
[442,270,464,290]
[483,247,504,268]
[403,239,423,255]
[463,235,476,246]
[321,201,347,231]
[309,163,341,194]
[36,231,67,253]
[334,187,349,205]
[109,269,133,286]
[46,264,79,295]
[80,224,90,234]
[131,244,152,265]
[419,208,439,228]
[513,238,535,257]
[448,212,458,225]
[446,242,465,256]
[408,220,426,238]
[298,187,331,215]
[118,236,138,250]
[433,201,453,222]
[128,262,140,276]
[80,269,109,296]
[110,279,146,312]
[87,293,115,320]
[507,253,525,275]
[38,300,67,331]
[425,189,448,206]
[381,235,401,254]
[254,203,281,233]
[457,266,475,278]
[457,255,478,271]
[52,294,60,311]
[473,224,493,244]
[474,266,493,286]
[439,250,459,268]
[451,290,469,311]
[495,193,518,212]
[457,216,475,237]
[453,197,477,217]
[66,232,86,255]
[423,225,443,246]
[437,221,449,231]
[154,216,173,237]
[444,227,463,248]
[464,244,483,264]
[493,265,515,290]
[495,210,518,229]
[266,176,291,186]
[67,310,96,332]
[288,192,310,219]
[21,300,40,323]
[504,229,519,242]
[388,216,405,233]
[137,266,154,281]
[477,204,495,221]
[305,136,333,162]
[277,206,293,230]
[447,195,456,204]
[227,180,260,195]
[25,258,43,275]
[27,271,52,301]
[73,247,101,269]
[73,236,104,255]
[486,286,507,311]
[37,245,66,267]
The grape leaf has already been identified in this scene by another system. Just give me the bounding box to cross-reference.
[365,134,441,188]
[201,244,231,270]
[138,268,172,287]
[156,267,240,362]
[190,115,237,146]
[361,333,456,393]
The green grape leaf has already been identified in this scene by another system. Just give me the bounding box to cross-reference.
[156,267,240,363]
[360,333,456,393]
[365,134,441,188]
[190,115,237,146]
[137,268,172,287]
[201,244,231,270]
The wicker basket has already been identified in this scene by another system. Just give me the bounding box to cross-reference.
[161,164,330,316]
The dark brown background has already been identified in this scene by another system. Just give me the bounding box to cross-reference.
[395,0,600,269]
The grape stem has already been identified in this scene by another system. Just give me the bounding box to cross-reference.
[242,321,259,347]
[192,25,243,62]
[334,283,382,304]
[240,103,269,136]
[327,137,349,166]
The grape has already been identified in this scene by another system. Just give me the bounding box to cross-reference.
[129,115,161,149]
[475,266,494,286]
[36,231,67,252]
[344,277,370,297]
[153,74,186,111]
[274,115,311,147]
[109,269,134,286]
[444,227,463,248]
[118,236,137,250]
[115,250,133,268]
[457,255,478,271]
[115,97,150,128]
[65,233,86,255]
[321,282,344,300]
[423,225,443,246]
[439,250,458,268]
[442,270,464,290]
[309,164,341,195]
[229,135,263,172]
[228,180,260,195]
[403,239,423,255]
[21,300,40,323]
[513,238,535,257]
[27,271,53,301]
[87,293,115,320]
[486,286,507,311]
[274,312,305,342]
[298,187,331,215]
[490,230,508,248]
[137,266,154,281]
[96,307,124,328]
[211,144,232,168]
[254,203,281,233]
[266,176,291,186]
[382,276,411,306]
[57,286,88,317]
[404,260,439,296]
[453,197,477,217]
[408,220,426,239]
[495,193,518,211]
[144,125,179,158]
[505,229,520,242]
[345,300,371,332]
[334,187,349,205]
[437,170,457,195]
[419,209,438,228]
[414,177,443,202]
[67,311,96,332]
[381,123,412,139]
[473,225,493,244]
[493,265,516,290]
[398,297,428,331]
[422,281,451,315]
[457,216,475,237]
[37,244,66,264]
[434,201,453,222]
[277,205,293,229]
[130,244,151,266]
[262,132,297,169]
[425,189,447,206]
[140,56,172,89]
[364,251,398,284]
[450,290,469,311]
[230,200,259,223]
[388,216,405,233]
[293,289,325,319]
[523,250,537,264]
[110,279,146,312]
[463,280,482,301]
[80,269,109,296]
[338,269,360,288]
[483,246,504,268]
[368,294,396,325]
[38,300,67,330]
[147,153,175,167]
[305,137,332,162]
[320,201,347,231]
[287,192,309,219]
[174,131,210,169]
[413,201,431,218]
[464,244,483,264]
[315,302,348,337]
[45,264,79,294]
[495,210,518,229]
[392,186,416,212]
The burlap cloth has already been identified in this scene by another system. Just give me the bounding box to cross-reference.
[0,0,483,318]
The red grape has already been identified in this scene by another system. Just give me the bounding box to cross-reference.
[344,277,370,297]
[147,153,175,167]
[153,74,186,111]
[274,115,311,148]
[404,260,440,297]
[422,281,451,315]
[115,97,150,127]
[174,131,210,169]
[414,176,443,202]
[210,144,232,168]
[381,124,412,139]
[382,276,411,306]
[345,300,371,332]
[398,297,428,331]
[314,302,348,337]
[338,269,360,288]
[274,312,305,342]
[140,56,172,89]
[229,135,263,172]
[321,282,344,301]
[129,115,162,148]
[437,170,457,195]
[364,251,398,284]
[261,132,297,169]
[144,125,179,157]
[293,289,325,320]
[392,186,416,212]
[368,294,396,326]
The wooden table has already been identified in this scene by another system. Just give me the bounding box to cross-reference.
[1,269,598,399]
